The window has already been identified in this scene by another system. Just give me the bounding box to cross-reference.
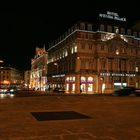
[81,43,85,49]
[100,24,105,31]
[65,50,68,56]
[74,45,77,52]
[101,45,104,50]
[88,61,93,69]
[114,26,119,33]
[107,25,112,32]
[87,24,92,31]
[88,77,93,82]
[85,33,88,39]
[120,28,125,34]
[80,23,85,30]
[133,32,137,37]
[89,33,93,40]
[89,44,92,50]
[127,29,131,36]
[108,58,112,71]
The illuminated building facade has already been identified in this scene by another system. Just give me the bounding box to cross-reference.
[30,46,48,91]
[24,70,31,88]
[47,12,140,94]
[0,66,24,87]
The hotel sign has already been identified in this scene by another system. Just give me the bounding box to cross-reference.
[100,72,135,77]
[99,11,126,22]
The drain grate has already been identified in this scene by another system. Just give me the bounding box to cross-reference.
[31,111,91,121]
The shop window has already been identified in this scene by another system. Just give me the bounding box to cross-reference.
[71,47,74,54]
[88,77,93,82]
[81,76,86,82]
[81,43,85,49]
[74,45,77,52]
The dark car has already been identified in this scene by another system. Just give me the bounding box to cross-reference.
[113,86,140,96]
[5,87,17,94]
[53,88,65,93]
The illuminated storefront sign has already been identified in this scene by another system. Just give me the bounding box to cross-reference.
[52,74,65,78]
[100,73,135,77]
[99,11,126,22]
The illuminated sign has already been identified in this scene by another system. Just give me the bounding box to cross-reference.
[99,11,126,22]
[100,73,135,77]
[52,74,65,78]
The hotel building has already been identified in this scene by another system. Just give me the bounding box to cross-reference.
[47,11,140,94]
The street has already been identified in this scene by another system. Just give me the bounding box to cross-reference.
[0,91,140,140]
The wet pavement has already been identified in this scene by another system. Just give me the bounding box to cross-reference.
[0,91,140,140]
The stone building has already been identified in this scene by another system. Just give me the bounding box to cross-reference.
[47,11,140,94]
[30,46,48,91]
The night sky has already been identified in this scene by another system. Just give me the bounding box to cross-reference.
[0,1,139,71]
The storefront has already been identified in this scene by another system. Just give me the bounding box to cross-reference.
[65,75,96,94]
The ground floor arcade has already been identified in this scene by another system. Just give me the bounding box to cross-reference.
[47,72,139,94]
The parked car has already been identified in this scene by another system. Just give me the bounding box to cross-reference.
[112,86,140,96]
[5,87,17,94]
[53,88,65,93]
[0,88,7,93]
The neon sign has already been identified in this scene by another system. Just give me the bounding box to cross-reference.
[99,11,126,22]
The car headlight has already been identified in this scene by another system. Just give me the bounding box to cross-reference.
[10,89,14,92]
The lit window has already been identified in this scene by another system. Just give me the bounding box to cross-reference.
[71,47,74,54]
[74,46,77,52]
[65,51,68,56]
[73,77,75,81]
[66,77,69,81]
[115,49,119,55]
[136,67,138,72]
[81,76,86,82]
[88,77,93,82]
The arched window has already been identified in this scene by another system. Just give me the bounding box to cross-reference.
[88,77,93,82]
[81,76,86,82]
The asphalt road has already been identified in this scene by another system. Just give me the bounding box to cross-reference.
[0,91,140,140]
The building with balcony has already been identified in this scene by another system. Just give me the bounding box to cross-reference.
[47,11,140,94]
[30,46,48,91]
